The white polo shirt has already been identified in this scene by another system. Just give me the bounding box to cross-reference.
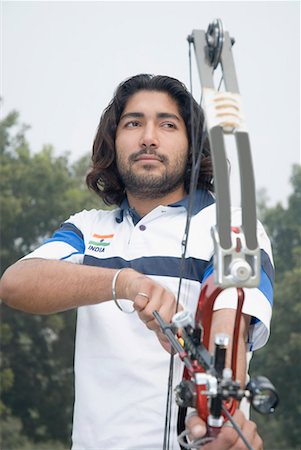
[22,190,274,450]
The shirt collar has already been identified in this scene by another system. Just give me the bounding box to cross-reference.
[115,189,215,224]
[169,189,215,215]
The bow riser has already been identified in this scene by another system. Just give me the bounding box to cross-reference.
[182,273,243,427]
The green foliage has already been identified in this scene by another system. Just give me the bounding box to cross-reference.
[258,166,301,274]
[0,112,101,273]
[0,111,103,447]
[0,110,300,448]
[1,415,67,449]
[251,165,301,449]
[1,308,76,445]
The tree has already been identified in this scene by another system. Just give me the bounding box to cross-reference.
[251,165,301,449]
[0,111,101,273]
[0,111,102,448]
[1,110,300,449]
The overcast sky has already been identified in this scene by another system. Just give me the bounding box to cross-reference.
[1,1,300,207]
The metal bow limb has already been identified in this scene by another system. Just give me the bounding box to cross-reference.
[189,18,261,288]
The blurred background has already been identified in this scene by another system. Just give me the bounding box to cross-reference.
[1,1,300,449]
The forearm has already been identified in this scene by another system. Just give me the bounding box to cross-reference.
[0,258,132,314]
[210,309,250,386]
[0,259,177,328]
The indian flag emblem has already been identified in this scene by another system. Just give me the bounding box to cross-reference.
[88,234,114,253]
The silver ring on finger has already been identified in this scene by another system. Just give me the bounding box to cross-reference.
[137,292,149,300]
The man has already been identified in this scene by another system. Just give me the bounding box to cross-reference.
[0,74,273,450]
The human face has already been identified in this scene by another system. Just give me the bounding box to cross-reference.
[115,90,189,200]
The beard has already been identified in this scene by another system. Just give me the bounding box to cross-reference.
[117,148,188,200]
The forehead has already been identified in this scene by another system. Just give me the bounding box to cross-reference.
[122,90,181,115]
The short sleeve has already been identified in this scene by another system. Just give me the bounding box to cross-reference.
[202,212,274,352]
[21,210,95,265]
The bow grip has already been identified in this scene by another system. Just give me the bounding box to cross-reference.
[193,273,245,424]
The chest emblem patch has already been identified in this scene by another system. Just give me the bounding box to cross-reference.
[88,233,114,253]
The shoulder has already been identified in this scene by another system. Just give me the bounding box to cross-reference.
[66,207,120,225]
[62,207,121,238]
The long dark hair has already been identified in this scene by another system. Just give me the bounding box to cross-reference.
[86,74,213,206]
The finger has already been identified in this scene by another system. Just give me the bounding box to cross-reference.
[145,299,184,332]
[253,433,264,450]
[133,292,150,312]
[238,419,262,450]
[139,293,176,328]
[224,409,245,429]
[142,316,160,331]
[185,412,207,439]
[151,292,178,321]
[208,411,254,450]
[155,330,173,353]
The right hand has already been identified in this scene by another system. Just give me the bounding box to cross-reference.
[117,268,182,350]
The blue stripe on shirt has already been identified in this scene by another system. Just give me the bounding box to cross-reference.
[83,255,209,282]
[43,223,85,254]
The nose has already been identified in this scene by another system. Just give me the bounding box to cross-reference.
[139,123,159,149]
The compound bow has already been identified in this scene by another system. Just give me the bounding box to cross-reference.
[154,19,278,450]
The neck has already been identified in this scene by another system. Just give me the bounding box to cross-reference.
[126,186,186,217]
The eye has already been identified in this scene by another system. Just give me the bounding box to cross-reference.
[161,122,177,129]
[125,120,141,128]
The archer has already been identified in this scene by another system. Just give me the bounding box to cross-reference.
[0,74,273,450]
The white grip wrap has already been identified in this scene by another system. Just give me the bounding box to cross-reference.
[202,88,248,133]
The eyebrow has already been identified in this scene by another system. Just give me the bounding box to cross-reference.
[119,112,181,122]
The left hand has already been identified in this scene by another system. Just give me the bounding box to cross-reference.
[186,409,263,450]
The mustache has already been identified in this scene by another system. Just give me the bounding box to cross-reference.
[129,148,167,163]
